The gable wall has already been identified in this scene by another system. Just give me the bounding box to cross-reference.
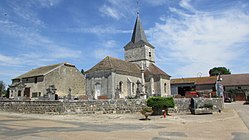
[86,71,113,99]
[45,65,85,97]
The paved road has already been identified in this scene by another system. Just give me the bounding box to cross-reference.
[0,102,249,140]
[225,101,249,130]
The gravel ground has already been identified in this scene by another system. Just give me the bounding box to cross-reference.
[0,102,249,140]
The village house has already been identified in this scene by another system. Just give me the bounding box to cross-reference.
[171,76,217,97]
[171,74,249,101]
[221,74,249,101]
[9,63,85,100]
[85,15,171,99]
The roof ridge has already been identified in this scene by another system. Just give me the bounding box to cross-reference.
[107,56,114,69]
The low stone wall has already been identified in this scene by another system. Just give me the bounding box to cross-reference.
[0,99,146,114]
[173,98,223,113]
[0,98,223,114]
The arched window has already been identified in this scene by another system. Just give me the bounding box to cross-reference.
[164,83,167,93]
[119,81,123,92]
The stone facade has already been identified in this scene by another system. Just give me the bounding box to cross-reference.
[124,44,155,67]
[85,16,171,99]
[9,63,85,99]
[86,70,141,99]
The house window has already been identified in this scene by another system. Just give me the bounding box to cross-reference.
[238,86,241,89]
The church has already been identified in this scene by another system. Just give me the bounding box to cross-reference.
[85,15,171,99]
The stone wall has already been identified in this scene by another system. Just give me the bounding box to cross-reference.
[0,99,146,114]
[173,98,223,113]
[0,98,223,115]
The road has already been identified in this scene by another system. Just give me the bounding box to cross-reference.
[0,102,249,140]
[226,101,249,130]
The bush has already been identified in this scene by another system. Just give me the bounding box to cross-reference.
[203,103,213,109]
[147,97,175,108]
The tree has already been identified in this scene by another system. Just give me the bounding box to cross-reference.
[81,69,85,75]
[209,67,231,76]
[0,81,6,97]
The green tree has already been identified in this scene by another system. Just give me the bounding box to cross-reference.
[209,67,231,76]
[81,69,85,75]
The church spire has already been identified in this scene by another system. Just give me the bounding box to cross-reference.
[131,15,148,43]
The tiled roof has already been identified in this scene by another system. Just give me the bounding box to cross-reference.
[171,76,217,85]
[13,63,73,79]
[85,56,141,77]
[145,63,170,79]
[221,74,249,86]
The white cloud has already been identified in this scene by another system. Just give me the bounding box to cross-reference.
[143,0,168,6]
[103,40,117,48]
[68,26,131,34]
[148,1,249,77]
[36,0,62,8]
[99,0,135,20]
[99,4,120,20]
[93,40,122,59]
[0,54,21,66]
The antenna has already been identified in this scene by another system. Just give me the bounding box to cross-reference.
[136,0,140,16]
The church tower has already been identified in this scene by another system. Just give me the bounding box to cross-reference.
[124,15,155,68]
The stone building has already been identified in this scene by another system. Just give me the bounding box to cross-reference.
[221,74,249,101]
[171,76,217,97]
[9,63,85,100]
[85,16,171,99]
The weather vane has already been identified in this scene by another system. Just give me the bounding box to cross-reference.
[136,0,140,15]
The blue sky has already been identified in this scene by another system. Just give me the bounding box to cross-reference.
[1,0,249,85]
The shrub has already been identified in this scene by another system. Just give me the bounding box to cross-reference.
[147,97,175,108]
[203,103,213,109]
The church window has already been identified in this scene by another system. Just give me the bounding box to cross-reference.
[164,83,167,93]
[149,52,151,57]
[119,81,123,92]
[18,90,21,96]
[132,82,135,94]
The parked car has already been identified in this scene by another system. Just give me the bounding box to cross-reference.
[224,97,232,103]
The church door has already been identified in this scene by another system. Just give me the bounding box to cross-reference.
[95,84,101,99]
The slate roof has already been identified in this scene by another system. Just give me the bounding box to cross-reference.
[13,63,74,79]
[145,63,170,79]
[131,16,148,44]
[124,16,154,50]
[85,56,141,77]
[221,74,249,86]
[171,76,217,85]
